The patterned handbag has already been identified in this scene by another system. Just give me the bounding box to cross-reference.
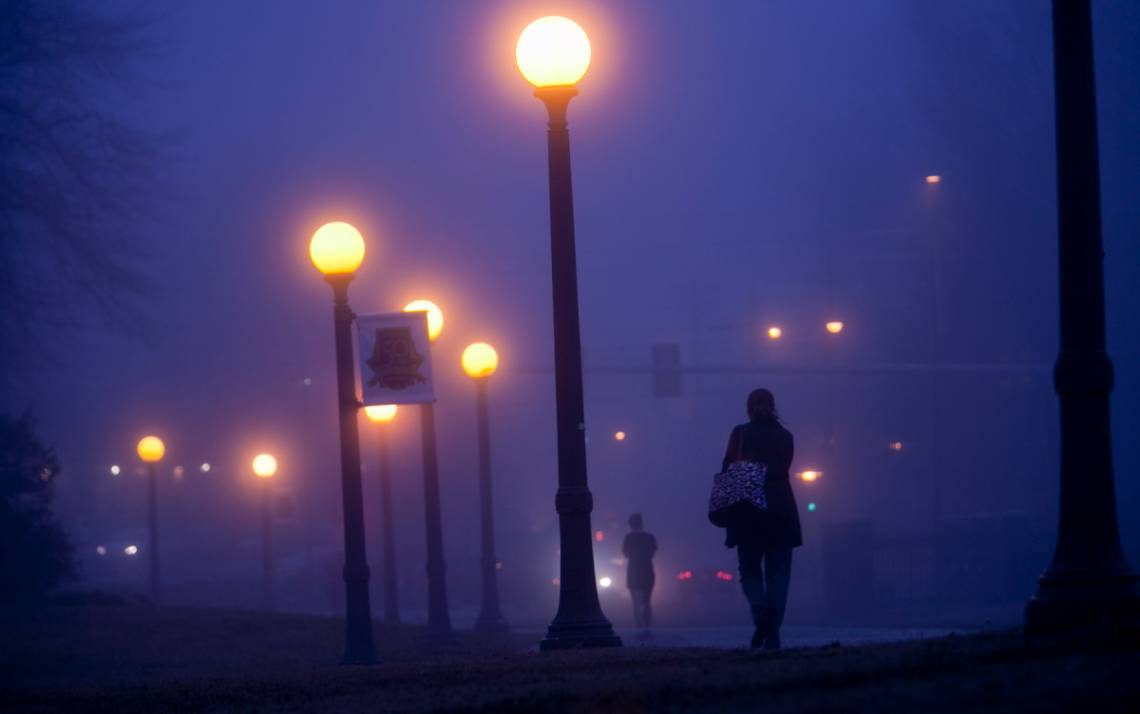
[708,427,768,528]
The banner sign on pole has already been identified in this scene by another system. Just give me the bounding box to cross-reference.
[356,311,435,405]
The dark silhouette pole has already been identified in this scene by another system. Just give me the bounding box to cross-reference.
[327,275,378,663]
[473,377,509,633]
[376,425,400,624]
[420,403,456,645]
[1025,0,1140,634]
[261,481,274,612]
[146,464,160,604]
[535,85,620,650]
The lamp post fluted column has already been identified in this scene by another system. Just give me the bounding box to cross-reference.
[261,482,274,611]
[252,453,278,612]
[327,274,378,663]
[535,85,620,650]
[419,402,456,644]
[1025,0,1140,634]
[137,435,164,605]
[377,425,400,624]
[146,463,160,604]
[470,366,508,634]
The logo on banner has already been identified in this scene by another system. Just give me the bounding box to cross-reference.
[365,326,426,389]
[355,311,435,405]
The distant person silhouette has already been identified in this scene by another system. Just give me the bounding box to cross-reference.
[721,388,802,650]
[622,513,657,638]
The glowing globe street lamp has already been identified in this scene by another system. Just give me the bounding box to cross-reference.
[516,16,620,650]
[252,453,278,612]
[462,342,509,634]
[309,221,377,665]
[137,435,165,604]
[364,404,401,625]
[403,299,456,645]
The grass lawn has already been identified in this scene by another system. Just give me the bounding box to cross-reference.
[2,605,1138,712]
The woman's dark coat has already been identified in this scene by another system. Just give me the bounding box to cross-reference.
[721,418,803,550]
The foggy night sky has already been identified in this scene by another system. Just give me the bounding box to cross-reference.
[4,0,1139,610]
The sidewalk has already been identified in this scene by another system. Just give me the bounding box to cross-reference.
[2,606,1136,712]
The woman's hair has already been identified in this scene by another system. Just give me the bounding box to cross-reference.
[747,388,780,422]
[628,513,643,530]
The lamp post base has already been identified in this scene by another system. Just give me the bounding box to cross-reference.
[1025,570,1140,635]
[539,621,622,651]
[474,614,511,634]
[421,627,459,648]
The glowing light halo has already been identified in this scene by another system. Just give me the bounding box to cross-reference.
[403,299,444,342]
[461,342,500,379]
[515,16,592,88]
[252,453,278,478]
[309,221,365,275]
[137,436,165,463]
[364,404,398,423]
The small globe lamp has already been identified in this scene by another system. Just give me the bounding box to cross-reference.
[403,299,444,342]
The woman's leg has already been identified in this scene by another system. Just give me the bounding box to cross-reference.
[763,547,793,649]
[644,586,653,630]
[629,589,644,629]
[736,540,768,646]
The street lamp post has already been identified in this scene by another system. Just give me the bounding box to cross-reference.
[252,453,278,612]
[137,435,165,604]
[462,342,509,634]
[1025,0,1140,634]
[516,16,620,650]
[309,221,377,664]
[364,404,401,625]
[403,299,456,645]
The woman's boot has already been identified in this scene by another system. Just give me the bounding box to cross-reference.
[762,608,782,651]
[750,604,769,648]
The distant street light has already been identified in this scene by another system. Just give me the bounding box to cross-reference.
[798,470,822,483]
[516,15,620,650]
[364,404,401,625]
[925,175,942,184]
[825,321,845,335]
[403,299,456,645]
[462,342,509,634]
[110,464,121,477]
[137,435,165,603]
[614,431,626,442]
[252,453,278,612]
[767,326,783,340]
[309,221,377,665]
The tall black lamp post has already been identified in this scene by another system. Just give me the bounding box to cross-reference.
[403,300,457,646]
[364,404,401,625]
[136,435,165,605]
[309,221,378,664]
[252,453,278,612]
[462,342,510,634]
[1025,0,1140,634]
[515,16,620,650]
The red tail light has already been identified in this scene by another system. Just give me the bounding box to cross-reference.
[676,570,693,581]
[715,570,734,582]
